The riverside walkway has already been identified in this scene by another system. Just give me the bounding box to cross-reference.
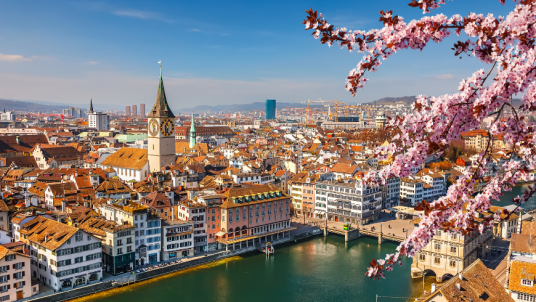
[292,212,415,244]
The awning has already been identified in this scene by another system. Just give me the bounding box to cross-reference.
[217,227,296,245]
[214,231,226,236]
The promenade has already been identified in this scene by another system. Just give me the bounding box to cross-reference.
[292,211,416,242]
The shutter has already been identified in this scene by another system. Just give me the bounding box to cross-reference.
[11,264,14,269]
[6,275,9,280]
[22,272,24,277]
[12,273,15,279]
[21,262,24,267]
[13,283,15,288]
[12,255,15,260]
[6,265,8,271]
[22,281,25,286]
[6,285,9,290]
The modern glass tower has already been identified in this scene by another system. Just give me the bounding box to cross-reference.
[266,99,276,120]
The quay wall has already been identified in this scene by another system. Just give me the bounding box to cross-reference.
[25,232,316,302]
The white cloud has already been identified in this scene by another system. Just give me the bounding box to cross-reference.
[86,61,99,65]
[0,53,53,62]
[434,74,454,80]
[112,9,173,23]
[0,53,32,62]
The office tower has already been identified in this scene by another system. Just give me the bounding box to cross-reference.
[266,99,276,120]
[140,103,146,118]
[126,106,131,116]
[132,105,137,117]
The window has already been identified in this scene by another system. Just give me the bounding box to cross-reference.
[117,239,122,246]
[0,286,6,293]
[75,232,83,242]
[75,257,83,263]
[434,243,441,251]
[118,248,123,255]
[449,260,456,268]
[419,254,425,261]
[4,255,14,262]
[434,257,440,265]
[450,247,457,253]
[522,279,534,287]
[14,272,23,280]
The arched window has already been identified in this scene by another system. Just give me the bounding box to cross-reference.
[228,228,233,233]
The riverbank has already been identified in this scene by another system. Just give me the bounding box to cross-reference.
[24,225,323,302]
[67,236,416,302]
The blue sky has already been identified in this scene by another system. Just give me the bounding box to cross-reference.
[0,0,515,111]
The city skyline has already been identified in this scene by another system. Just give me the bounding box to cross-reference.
[0,0,514,107]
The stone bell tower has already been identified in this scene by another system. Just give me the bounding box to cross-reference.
[147,68,176,172]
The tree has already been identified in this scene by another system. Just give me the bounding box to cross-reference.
[304,0,536,280]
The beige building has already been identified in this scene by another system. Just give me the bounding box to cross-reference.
[0,245,37,301]
[411,220,493,282]
[462,130,508,151]
[147,70,176,172]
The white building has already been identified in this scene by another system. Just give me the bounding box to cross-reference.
[315,180,383,224]
[97,200,162,266]
[19,217,103,291]
[177,200,207,254]
[87,100,110,131]
[161,220,194,261]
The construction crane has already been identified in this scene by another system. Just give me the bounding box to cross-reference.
[344,104,362,117]
[321,100,346,122]
[301,99,329,126]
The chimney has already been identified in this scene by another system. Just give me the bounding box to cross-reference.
[15,136,20,145]
[431,283,436,293]
[459,273,463,281]
[455,283,461,291]
[171,207,175,221]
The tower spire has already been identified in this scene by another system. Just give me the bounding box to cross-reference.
[148,63,175,118]
[89,98,94,112]
[189,112,196,148]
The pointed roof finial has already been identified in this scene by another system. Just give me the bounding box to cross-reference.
[89,98,94,112]
[190,112,196,133]
[148,61,175,118]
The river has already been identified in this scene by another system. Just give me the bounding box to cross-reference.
[75,236,434,302]
[71,185,536,302]
[493,183,536,210]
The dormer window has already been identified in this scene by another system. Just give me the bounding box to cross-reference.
[522,279,534,286]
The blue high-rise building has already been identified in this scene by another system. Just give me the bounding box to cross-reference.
[266,99,276,120]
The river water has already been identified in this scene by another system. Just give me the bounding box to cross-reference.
[77,236,433,302]
[493,183,536,210]
[75,185,536,302]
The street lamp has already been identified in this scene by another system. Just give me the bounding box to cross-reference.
[413,265,427,297]
[380,222,383,234]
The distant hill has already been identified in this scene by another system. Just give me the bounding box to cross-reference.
[367,96,417,105]
[175,102,322,114]
[0,99,67,113]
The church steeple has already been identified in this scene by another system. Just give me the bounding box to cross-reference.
[89,98,94,113]
[148,68,175,118]
[189,113,197,148]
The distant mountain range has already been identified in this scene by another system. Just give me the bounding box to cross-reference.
[0,99,115,113]
[0,99,68,113]
[2,95,523,114]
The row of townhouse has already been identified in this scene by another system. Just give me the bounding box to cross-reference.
[290,171,403,223]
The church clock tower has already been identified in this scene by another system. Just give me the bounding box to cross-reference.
[148,68,176,172]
